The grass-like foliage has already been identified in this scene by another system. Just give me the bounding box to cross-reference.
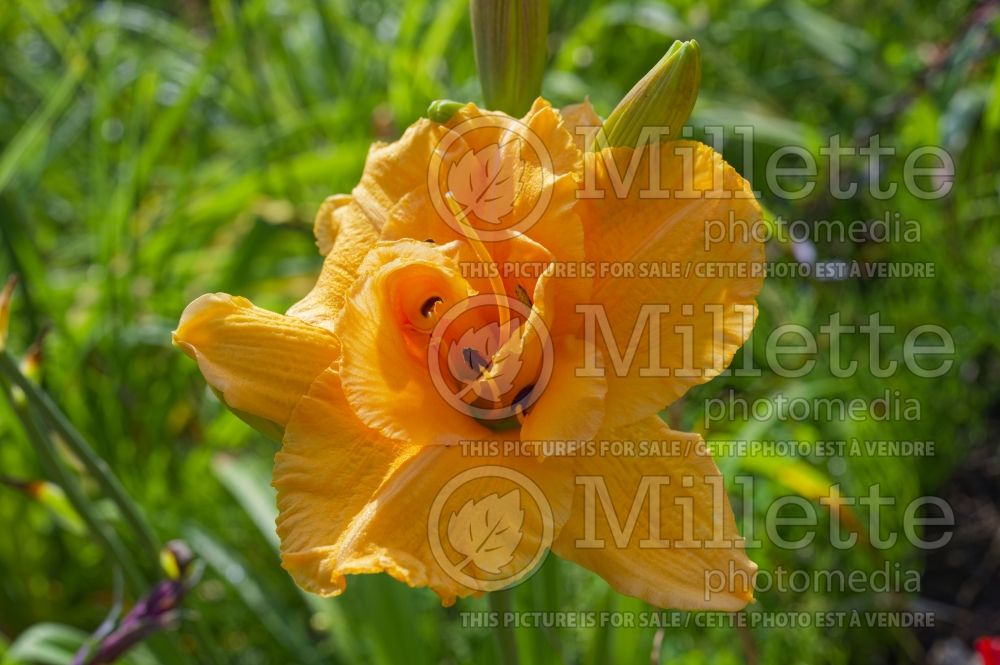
[0,0,997,663]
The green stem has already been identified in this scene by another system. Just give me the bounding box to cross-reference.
[488,589,520,665]
[0,353,222,664]
[0,374,147,594]
[0,351,160,558]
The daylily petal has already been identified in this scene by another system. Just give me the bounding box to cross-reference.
[504,100,586,266]
[352,120,451,230]
[520,335,607,445]
[173,293,339,428]
[379,177,591,335]
[273,368,575,605]
[521,98,584,186]
[286,195,380,331]
[379,100,588,269]
[335,239,500,444]
[575,141,764,427]
[560,98,603,151]
[553,416,757,611]
[288,195,378,330]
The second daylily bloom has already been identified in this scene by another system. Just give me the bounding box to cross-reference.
[174,98,764,610]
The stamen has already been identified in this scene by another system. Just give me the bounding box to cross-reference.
[512,384,535,425]
[420,296,443,318]
[514,403,527,426]
[463,347,491,373]
[511,384,535,407]
[472,382,537,432]
[514,284,532,308]
[443,192,510,331]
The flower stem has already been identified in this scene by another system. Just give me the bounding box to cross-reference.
[0,349,223,664]
[0,371,147,594]
[0,350,160,559]
[488,589,520,665]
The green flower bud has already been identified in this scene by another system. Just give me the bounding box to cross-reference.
[0,478,86,535]
[470,0,549,116]
[598,39,701,149]
[34,482,85,534]
[427,99,466,123]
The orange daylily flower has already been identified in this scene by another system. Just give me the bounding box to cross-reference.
[174,98,765,610]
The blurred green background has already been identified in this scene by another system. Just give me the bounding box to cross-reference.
[1,0,998,663]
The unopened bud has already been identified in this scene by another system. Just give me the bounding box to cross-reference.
[0,477,86,535]
[470,0,549,116]
[12,334,45,406]
[21,336,44,383]
[30,480,86,535]
[597,39,701,149]
[427,99,466,123]
[160,540,195,581]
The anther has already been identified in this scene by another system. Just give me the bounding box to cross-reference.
[420,296,443,318]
